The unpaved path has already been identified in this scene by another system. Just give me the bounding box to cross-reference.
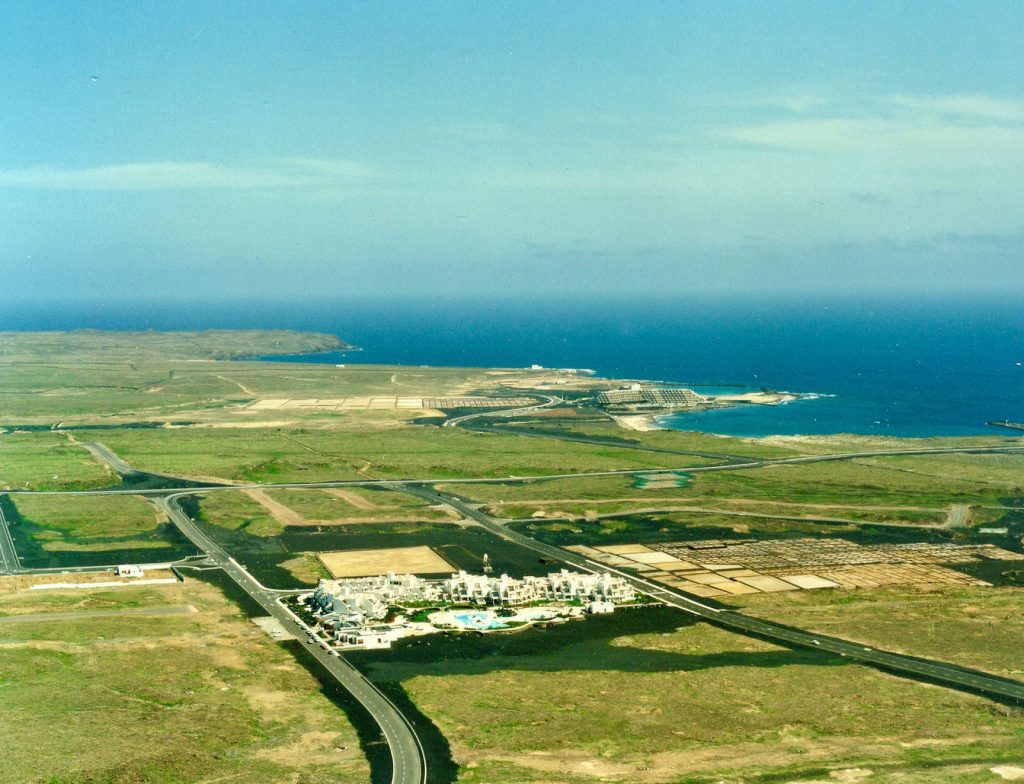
[216,375,256,395]
[243,489,307,526]
[944,504,971,528]
[0,605,197,624]
[489,496,942,513]
[324,488,381,510]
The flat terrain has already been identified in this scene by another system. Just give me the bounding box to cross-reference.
[569,538,1019,597]
[0,577,368,783]
[733,584,1024,680]
[193,487,459,539]
[1,330,1022,783]
[319,545,456,577]
[10,493,167,551]
[0,431,115,490]
[359,610,1024,784]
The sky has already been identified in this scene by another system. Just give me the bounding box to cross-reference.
[2,1,1023,301]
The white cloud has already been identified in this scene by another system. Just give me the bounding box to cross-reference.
[718,96,1024,156]
[882,93,1024,123]
[276,157,379,177]
[724,89,835,115]
[0,158,376,190]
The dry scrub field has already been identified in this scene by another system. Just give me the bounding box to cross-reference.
[400,620,1024,784]
[733,583,1024,680]
[0,577,367,783]
[318,545,455,577]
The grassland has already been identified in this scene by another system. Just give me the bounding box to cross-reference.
[488,416,1022,455]
[83,424,703,484]
[193,491,286,536]
[265,487,458,523]
[733,584,1024,679]
[10,494,166,552]
[0,578,368,784]
[359,611,1024,783]
[194,487,459,538]
[0,329,551,425]
[0,328,348,362]
[0,431,114,490]
[2,330,1023,783]
[445,452,1019,506]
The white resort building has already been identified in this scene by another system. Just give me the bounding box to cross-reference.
[304,569,638,649]
[311,572,441,624]
[439,569,635,605]
[597,385,707,411]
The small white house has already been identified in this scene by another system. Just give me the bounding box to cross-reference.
[116,565,144,578]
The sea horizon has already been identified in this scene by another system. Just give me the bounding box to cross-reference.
[2,293,1021,439]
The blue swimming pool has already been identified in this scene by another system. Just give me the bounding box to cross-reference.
[452,612,508,630]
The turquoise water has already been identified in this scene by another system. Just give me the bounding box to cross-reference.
[452,612,508,630]
[4,295,1021,437]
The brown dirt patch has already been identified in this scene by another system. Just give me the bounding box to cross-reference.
[243,488,307,526]
[255,730,357,767]
[323,488,380,510]
[318,546,454,577]
[0,570,178,593]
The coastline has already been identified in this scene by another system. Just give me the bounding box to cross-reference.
[610,391,801,433]
[610,414,666,431]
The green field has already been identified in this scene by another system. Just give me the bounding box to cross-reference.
[0,328,347,362]
[0,578,368,784]
[9,494,167,553]
[1,497,190,570]
[267,487,457,523]
[2,329,1023,783]
[192,491,286,536]
[355,609,1024,783]
[733,584,1024,679]
[82,424,702,484]
[188,488,452,540]
[0,431,114,490]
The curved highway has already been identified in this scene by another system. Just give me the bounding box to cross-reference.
[442,393,563,428]
[4,435,1022,777]
[0,498,23,574]
[156,494,427,784]
[399,484,1024,705]
[12,442,1024,499]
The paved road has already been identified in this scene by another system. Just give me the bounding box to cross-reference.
[442,393,563,428]
[529,503,955,531]
[0,497,23,574]
[12,443,1024,498]
[401,484,1024,705]
[457,420,748,462]
[81,442,138,477]
[156,494,427,784]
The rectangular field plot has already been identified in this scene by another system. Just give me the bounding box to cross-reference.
[246,395,538,412]
[318,546,455,577]
[595,544,654,555]
[579,535,1012,598]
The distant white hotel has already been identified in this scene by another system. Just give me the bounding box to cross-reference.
[310,572,441,624]
[597,385,707,411]
[310,569,636,625]
[306,569,637,649]
[441,569,634,605]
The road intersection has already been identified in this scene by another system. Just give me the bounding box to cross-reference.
[2,438,1023,783]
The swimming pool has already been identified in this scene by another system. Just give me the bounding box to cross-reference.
[451,612,508,630]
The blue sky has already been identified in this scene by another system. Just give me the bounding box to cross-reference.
[2,1,1023,299]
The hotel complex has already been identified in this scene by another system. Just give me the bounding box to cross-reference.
[597,385,707,412]
[306,569,637,649]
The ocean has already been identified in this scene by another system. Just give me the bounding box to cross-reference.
[4,295,1022,438]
